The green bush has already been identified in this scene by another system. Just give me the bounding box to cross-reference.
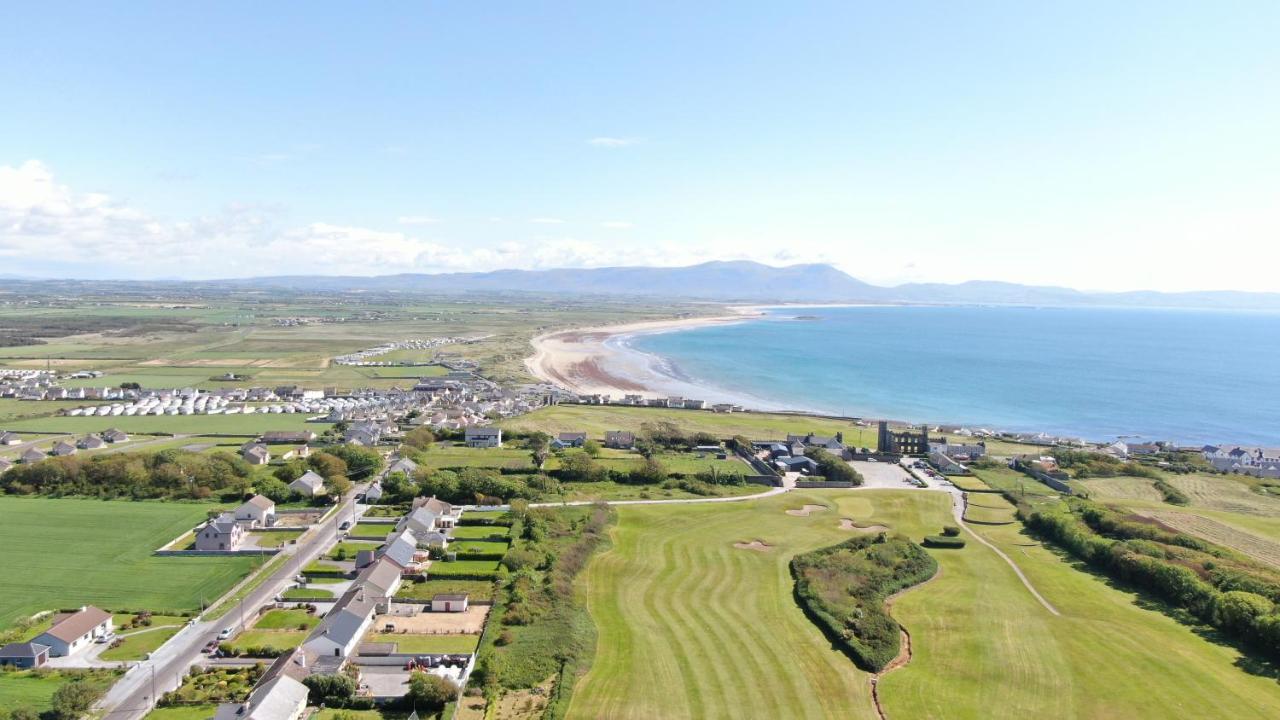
[791,533,936,671]
[923,535,966,548]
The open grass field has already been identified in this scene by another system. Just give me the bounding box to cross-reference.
[0,497,262,631]
[558,480,765,502]
[396,578,497,602]
[1131,510,1280,569]
[500,405,879,446]
[569,489,1280,720]
[962,493,1018,524]
[0,668,119,714]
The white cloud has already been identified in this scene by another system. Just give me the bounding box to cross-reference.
[587,137,640,148]
[397,215,440,225]
[529,217,566,224]
[600,221,634,229]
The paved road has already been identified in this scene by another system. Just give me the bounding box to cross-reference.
[97,488,366,720]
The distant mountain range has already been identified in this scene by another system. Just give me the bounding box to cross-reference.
[6,261,1278,310]
[206,261,1280,310]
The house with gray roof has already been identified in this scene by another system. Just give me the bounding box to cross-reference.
[20,448,46,464]
[302,587,378,659]
[380,529,420,569]
[50,441,77,457]
[0,641,50,668]
[76,434,107,450]
[235,494,276,527]
[289,470,326,497]
[195,512,246,551]
[214,662,309,720]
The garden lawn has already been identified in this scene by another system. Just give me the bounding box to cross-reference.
[396,578,497,602]
[100,624,185,661]
[0,497,260,631]
[254,608,319,630]
[366,632,480,653]
[250,529,305,548]
[449,525,511,541]
[227,629,307,654]
[428,560,501,578]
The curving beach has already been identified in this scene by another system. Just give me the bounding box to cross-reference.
[524,307,765,401]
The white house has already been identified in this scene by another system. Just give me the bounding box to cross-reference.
[234,495,276,527]
[33,606,113,657]
[363,482,384,503]
[213,670,309,720]
[414,495,461,528]
[430,594,469,613]
[289,470,326,497]
[381,529,421,569]
[358,557,404,600]
[400,506,439,536]
[242,444,271,465]
[464,426,502,448]
[302,590,377,659]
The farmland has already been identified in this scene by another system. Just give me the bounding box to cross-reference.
[0,497,261,631]
[569,490,1280,719]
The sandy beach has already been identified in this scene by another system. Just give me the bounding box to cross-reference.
[524,307,765,400]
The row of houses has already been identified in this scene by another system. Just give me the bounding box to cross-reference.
[570,392,742,413]
[1202,445,1280,478]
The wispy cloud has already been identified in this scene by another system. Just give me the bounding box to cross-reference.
[587,136,641,148]
[398,215,439,225]
[600,221,634,229]
[529,217,566,224]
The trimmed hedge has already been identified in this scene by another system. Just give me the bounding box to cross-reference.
[923,535,966,548]
[791,533,937,671]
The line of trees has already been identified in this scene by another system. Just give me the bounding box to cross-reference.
[1027,499,1280,659]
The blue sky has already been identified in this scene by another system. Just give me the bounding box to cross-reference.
[1,2,1277,291]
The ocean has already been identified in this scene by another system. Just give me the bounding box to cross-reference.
[627,305,1280,446]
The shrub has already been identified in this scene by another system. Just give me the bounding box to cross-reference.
[791,534,936,671]
[923,535,966,549]
[942,525,961,537]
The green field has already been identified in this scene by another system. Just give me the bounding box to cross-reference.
[99,623,185,661]
[568,490,1280,719]
[227,628,307,654]
[0,497,261,631]
[500,405,879,446]
[0,669,119,715]
[428,559,501,577]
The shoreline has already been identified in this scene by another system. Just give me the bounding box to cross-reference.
[524,306,771,404]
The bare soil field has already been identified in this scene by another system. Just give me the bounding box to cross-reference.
[1134,510,1280,569]
[374,606,489,634]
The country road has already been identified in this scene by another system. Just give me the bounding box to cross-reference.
[96,485,366,720]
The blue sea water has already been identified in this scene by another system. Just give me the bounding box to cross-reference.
[629,305,1280,446]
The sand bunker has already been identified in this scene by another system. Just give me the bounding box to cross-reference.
[733,540,773,552]
[786,504,828,517]
[840,518,889,532]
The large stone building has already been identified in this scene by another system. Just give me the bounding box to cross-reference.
[877,420,929,455]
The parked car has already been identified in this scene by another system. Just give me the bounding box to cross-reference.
[218,627,233,640]
[339,520,351,530]
[95,632,115,644]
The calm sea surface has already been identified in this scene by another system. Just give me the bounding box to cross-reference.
[629,306,1280,446]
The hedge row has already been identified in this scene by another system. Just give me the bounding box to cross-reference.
[923,535,966,548]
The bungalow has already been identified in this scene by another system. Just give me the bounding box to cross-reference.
[604,431,635,449]
[76,434,107,450]
[363,482,384,503]
[50,441,77,457]
[358,557,405,600]
[0,431,21,445]
[289,470,326,497]
[431,594,469,613]
[553,432,588,449]
[386,457,419,476]
[302,588,377,659]
[928,451,968,475]
[196,513,246,551]
[235,495,276,527]
[33,606,113,657]
[711,403,735,413]
[400,506,440,536]
[684,399,707,410]
[242,444,271,465]
[20,448,46,464]
[413,496,460,527]
[213,672,309,720]
[776,456,819,474]
[464,426,503,448]
[0,642,50,668]
[102,428,129,443]
[381,529,421,569]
